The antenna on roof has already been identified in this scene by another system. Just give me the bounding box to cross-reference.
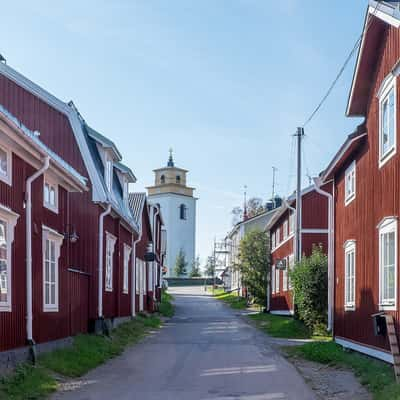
[0,54,6,64]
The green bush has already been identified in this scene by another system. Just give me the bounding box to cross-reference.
[289,245,328,331]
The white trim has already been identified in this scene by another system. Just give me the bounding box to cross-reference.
[344,161,356,206]
[344,240,356,311]
[0,63,105,202]
[43,174,59,214]
[0,143,12,186]
[378,75,397,168]
[271,233,294,254]
[105,231,117,292]
[270,310,294,316]
[301,229,329,234]
[335,336,394,364]
[368,4,400,29]
[42,226,63,313]
[123,244,131,295]
[378,217,397,310]
[0,206,19,312]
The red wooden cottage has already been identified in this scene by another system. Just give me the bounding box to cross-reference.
[320,0,400,363]
[267,186,329,315]
[0,61,139,360]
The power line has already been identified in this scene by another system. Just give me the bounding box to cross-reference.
[302,1,381,128]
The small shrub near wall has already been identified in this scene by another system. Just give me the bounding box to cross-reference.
[289,245,328,333]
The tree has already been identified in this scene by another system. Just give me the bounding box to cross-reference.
[205,256,215,278]
[231,197,266,225]
[190,256,202,278]
[289,245,328,332]
[237,229,269,305]
[174,249,188,277]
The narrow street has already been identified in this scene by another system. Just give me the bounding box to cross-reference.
[53,287,316,400]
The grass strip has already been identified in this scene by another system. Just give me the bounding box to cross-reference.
[284,341,399,400]
[214,289,247,309]
[159,290,175,318]
[0,315,162,400]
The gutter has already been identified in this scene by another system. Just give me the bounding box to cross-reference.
[26,156,50,361]
[98,204,112,318]
[132,222,143,318]
[313,178,334,332]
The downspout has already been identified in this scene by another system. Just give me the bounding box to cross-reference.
[132,220,143,318]
[313,177,334,332]
[153,205,160,299]
[98,204,111,319]
[26,156,50,361]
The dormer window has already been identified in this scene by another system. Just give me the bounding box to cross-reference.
[0,145,11,186]
[44,177,58,213]
[105,158,113,191]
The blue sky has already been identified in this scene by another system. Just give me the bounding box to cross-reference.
[1,0,366,265]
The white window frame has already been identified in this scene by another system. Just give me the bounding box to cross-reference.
[275,265,280,293]
[344,240,356,311]
[344,161,356,206]
[43,175,59,213]
[288,254,294,290]
[378,75,397,167]
[123,244,131,294]
[271,232,276,250]
[42,226,63,312]
[0,144,12,186]
[271,265,275,294]
[378,217,397,310]
[0,206,19,312]
[105,232,117,292]
[282,258,288,291]
[283,220,288,240]
[135,258,140,294]
[141,260,146,295]
[148,262,153,292]
[105,156,113,192]
[276,227,281,246]
[289,211,295,234]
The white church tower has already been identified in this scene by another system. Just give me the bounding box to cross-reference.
[147,150,197,277]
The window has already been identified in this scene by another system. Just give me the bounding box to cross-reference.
[271,232,276,250]
[289,211,295,234]
[271,265,275,294]
[180,204,187,220]
[275,266,280,293]
[43,227,63,312]
[141,261,146,294]
[0,145,11,186]
[135,258,140,294]
[43,177,58,213]
[283,259,288,291]
[345,161,356,205]
[379,218,397,309]
[160,175,165,184]
[123,244,131,294]
[148,262,153,291]
[283,220,288,240]
[176,175,181,184]
[105,232,117,292]
[379,78,396,165]
[276,228,281,246]
[0,207,18,312]
[288,254,294,290]
[344,241,356,310]
[105,158,113,191]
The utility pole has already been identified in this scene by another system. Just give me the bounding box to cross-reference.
[243,185,248,220]
[295,127,304,262]
[213,238,216,294]
[271,167,277,208]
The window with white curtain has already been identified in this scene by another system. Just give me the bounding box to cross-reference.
[0,145,11,186]
[43,227,63,312]
[275,266,280,293]
[282,259,288,291]
[105,232,116,292]
[43,177,58,213]
[344,241,356,310]
[345,161,356,205]
[379,218,397,309]
[123,244,131,294]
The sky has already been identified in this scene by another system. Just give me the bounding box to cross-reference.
[1,0,367,265]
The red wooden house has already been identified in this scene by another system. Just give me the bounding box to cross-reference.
[320,1,400,363]
[267,186,329,315]
[0,61,140,359]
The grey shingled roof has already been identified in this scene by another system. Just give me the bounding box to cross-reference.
[128,192,147,226]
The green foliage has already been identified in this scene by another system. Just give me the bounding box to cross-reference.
[289,245,328,331]
[0,364,57,400]
[189,256,202,277]
[214,291,247,309]
[159,290,175,317]
[285,341,399,400]
[174,249,188,277]
[249,313,312,339]
[237,229,269,305]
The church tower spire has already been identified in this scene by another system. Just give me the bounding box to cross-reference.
[167,148,175,167]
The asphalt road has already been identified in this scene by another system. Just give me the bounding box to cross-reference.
[53,286,316,400]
